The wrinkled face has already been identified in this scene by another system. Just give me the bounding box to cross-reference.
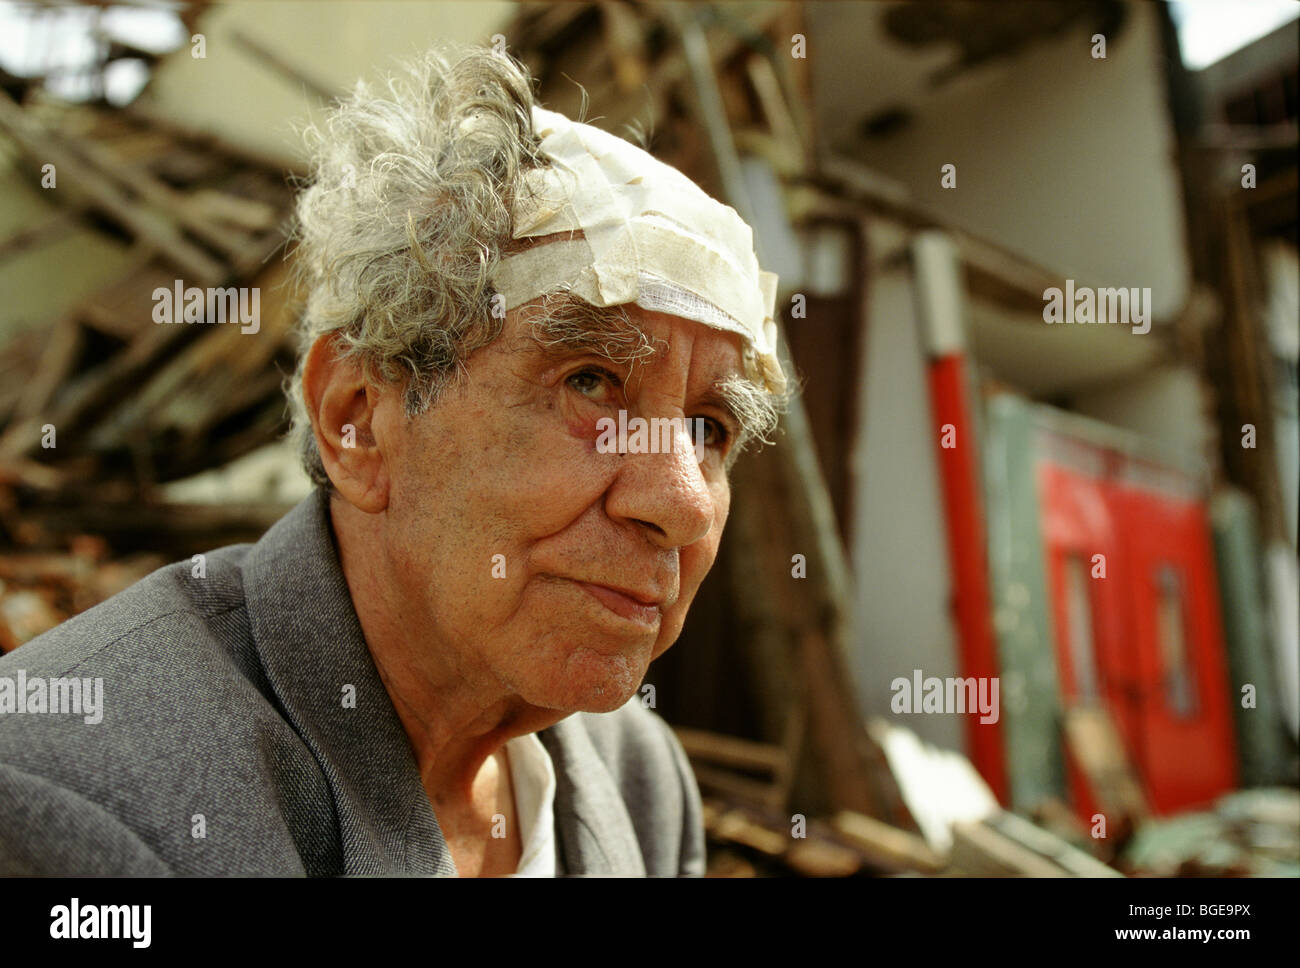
[377,304,747,713]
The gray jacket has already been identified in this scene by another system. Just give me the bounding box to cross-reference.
[0,488,705,876]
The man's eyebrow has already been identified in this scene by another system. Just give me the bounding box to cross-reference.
[707,373,780,454]
[697,385,742,428]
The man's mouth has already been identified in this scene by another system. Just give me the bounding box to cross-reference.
[573,581,664,626]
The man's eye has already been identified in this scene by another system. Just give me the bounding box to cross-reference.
[566,367,621,400]
[697,417,730,449]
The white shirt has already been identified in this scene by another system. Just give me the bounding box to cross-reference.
[504,732,557,876]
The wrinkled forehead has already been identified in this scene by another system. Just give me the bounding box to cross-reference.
[510,287,743,370]
[489,105,786,397]
[612,304,750,378]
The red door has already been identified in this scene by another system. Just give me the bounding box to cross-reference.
[1038,445,1237,816]
[1111,482,1238,813]
[1040,460,1139,820]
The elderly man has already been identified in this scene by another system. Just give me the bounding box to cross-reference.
[0,45,786,877]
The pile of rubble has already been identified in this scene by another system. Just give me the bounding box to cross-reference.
[0,86,306,649]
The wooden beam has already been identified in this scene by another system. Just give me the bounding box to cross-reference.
[691,764,785,812]
[52,125,255,263]
[674,726,788,775]
[1061,703,1151,825]
[984,810,1124,877]
[948,819,1067,877]
[832,810,945,874]
[8,314,82,427]
[0,310,187,460]
[0,90,226,285]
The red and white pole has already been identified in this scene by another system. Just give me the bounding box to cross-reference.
[912,231,1009,805]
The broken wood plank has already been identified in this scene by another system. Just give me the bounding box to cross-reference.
[185,188,278,233]
[0,90,226,285]
[8,314,82,427]
[14,500,292,556]
[0,456,68,491]
[691,762,786,811]
[947,819,1068,877]
[784,838,863,877]
[1062,703,1152,826]
[674,726,788,774]
[53,126,256,263]
[0,314,186,460]
[833,810,945,874]
[985,810,1124,877]
[710,807,789,856]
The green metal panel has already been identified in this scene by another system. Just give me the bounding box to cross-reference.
[1210,489,1292,786]
[982,394,1065,810]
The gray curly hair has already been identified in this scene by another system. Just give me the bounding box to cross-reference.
[287,43,782,488]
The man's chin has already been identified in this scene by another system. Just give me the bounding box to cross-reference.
[529,644,650,714]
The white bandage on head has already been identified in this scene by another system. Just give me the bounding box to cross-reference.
[490,106,786,395]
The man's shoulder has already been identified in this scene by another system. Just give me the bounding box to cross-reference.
[0,541,325,875]
[0,541,255,680]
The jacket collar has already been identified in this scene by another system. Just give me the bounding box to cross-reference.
[539,719,646,876]
[242,488,645,876]
[243,487,453,875]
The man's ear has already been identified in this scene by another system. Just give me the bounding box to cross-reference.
[301,333,391,513]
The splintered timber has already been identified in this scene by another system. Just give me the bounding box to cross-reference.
[152,281,260,334]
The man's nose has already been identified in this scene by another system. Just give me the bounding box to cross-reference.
[605,419,715,549]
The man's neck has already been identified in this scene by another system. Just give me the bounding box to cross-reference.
[328,496,561,810]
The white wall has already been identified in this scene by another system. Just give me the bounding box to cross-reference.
[143,1,516,165]
[825,2,1192,322]
[1068,363,1217,470]
[850,244,963,752]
